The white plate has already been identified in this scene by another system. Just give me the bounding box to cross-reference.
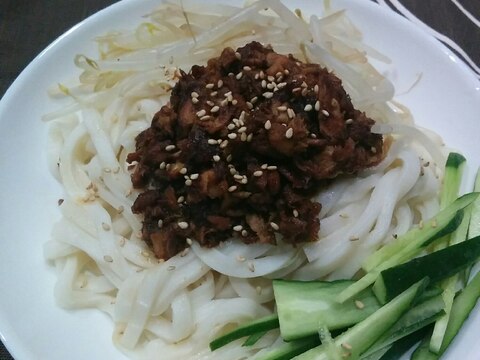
[0,0,479,359]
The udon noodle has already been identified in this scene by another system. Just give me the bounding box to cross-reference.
[43,1,445,359]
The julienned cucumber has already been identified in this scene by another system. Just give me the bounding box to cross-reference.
[439,152,466,209]
[293,279,429,360]
[273,280,380,341]
[372,235,480,304]
[254,336,320,360]
[209,314,279,351]
[362,192,478,273]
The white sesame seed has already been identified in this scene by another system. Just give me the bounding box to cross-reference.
[277,82,287,89]
[104,255,113,263]
[226,154,232,162]
[371,147,377,154]
[250,96,258,104]
[217,79,223,88]
[233,225,243,231]
[234,174,243,180]
[315,100,320,111]
[247,133,253,142]
[293,209,299,217]
[220,99,228,106]
[267,76,275,82]
[246,102,253,109]
[239,111,246,122]
[346,118,353,124]
[185,179,192,186]
[213,155,221,162]
[264,120,272,130]
[178,221,189,229]
[267,165,277,170]
[267,83,275,90]
[206,100,214,106]
[211,91,218,97]
[304,104,313,111]
[243,66,252,71]
[284,69,290,75]
[314,84,319,93]
[224,91,232,98]
[270,222,280,230]
[235,52,241,60]
[158,219,163,228]
[102,222,111,231]
[259,70,265,79]
[292,87,301,93]
[228,72,234,77]
[301,88,308,96]
[342,343,353,351]
[277,105,287,111]
[240,132,247,142]
[301,81,308,88]
[287,108,295,119]
[236,72,243,80]
[186,238,193,245]
[220,140,229,149]
[254,73,259,79]
[236,255,246,262]
[190,173,199,180]
[253,170,263,177]
[206,83,214,89]
[285,128,294,139]
[310,133,317,138]
[160,161,166,169]
[191,91,199,98]
[228,185,238,192]
[261,80,267,88]
[228,133,237,140]
[208,139,217,145]
[192,97,199,104]
[211,105,220,113]
[200,115,211,121]
[355,300,365,309]
[227,124,236,131]
[196,109,206,117]
[238,126,247,133]
[322,109,330,116]
[263,92,274,99]
[261,164,268,169]
[177,196,185,203]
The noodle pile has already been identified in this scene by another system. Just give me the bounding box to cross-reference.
[43,1,446,359]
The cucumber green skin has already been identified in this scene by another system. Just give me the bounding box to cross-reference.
[363,192,478,272]
[445,152,466,169]
[254,336,320,360]
[293,280,428,360]
[373,235,480,304]
[411,333,437,360]
[362,295,445,356]
[377,327,430,360]
[274,280,380,341]
[209,314,279,351]
[243,331,267,347]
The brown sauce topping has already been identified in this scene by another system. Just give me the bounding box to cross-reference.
[127,42,383,260]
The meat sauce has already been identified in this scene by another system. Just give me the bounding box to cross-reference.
[127,42,383,260]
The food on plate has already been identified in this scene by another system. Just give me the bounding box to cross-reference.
[42,1,477,359]
[128,41,383,260]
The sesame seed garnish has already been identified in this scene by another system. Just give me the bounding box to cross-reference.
[220,140,229,148]
[285,128,294,139]
[180,167,188,174]
[241,178,248,184]
[292,87,301,93]
[287,108,295,118]
[322,109,330,116]
[233,225,243,231]
[301,81,308,88]
[102,222,111,231]
[267,165,277,170]
[236,255,246,262]
[236,72,243,80]
[253,170,263,177]
[261,80,267,88]
[371,147,377,154]
[238,126,247,133]
[270,222,280,231]
[355,300,365,309]
[178,221,189,229]
[234,174,243,180]
[228,133,237,140]
[261,164,268,169]
[177,196,185,203]
[192,97,199,104]
[213,155,221,162]
[267,76,275,82]
[284,69,290,75]
[158,219,163,228]
[224,91,232,98]
[186,238,193,245]
[315,100,320,111]
[206,100,214,106]
[185,179,192,186]
[342,343,353,351]
[246,102,253,109]
[232,99,238,106]
[206,83,214,89]
[277,105,287,111]
[293,209,299,217]
[235,52,241,60]
[239,111,246,122]
[264,120,272,130]
[250,96,258,104]
[243,66,252,71]
[247,133,253,142]
[217,79,223,88]
[259,71,265,79]
[267,83,275,90]
[254,73,259,79]
[301,88,308,96]
[190,173,199,180]
[210,91,217,97]
[277,82,287,89]
[208,139,218,145]
[263,92,274,99]
[240,133,247,141]
[159,161,166,169]
[314,84,319,93]
[200,115,211,121]
[196,109,206,117]
[346,118,353,124]
[220,99,228,106]
[228,185,238,192]
[304,104,313,111]
[191,91,199,98]
[104,255,113,263]
[211,105,220,113]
